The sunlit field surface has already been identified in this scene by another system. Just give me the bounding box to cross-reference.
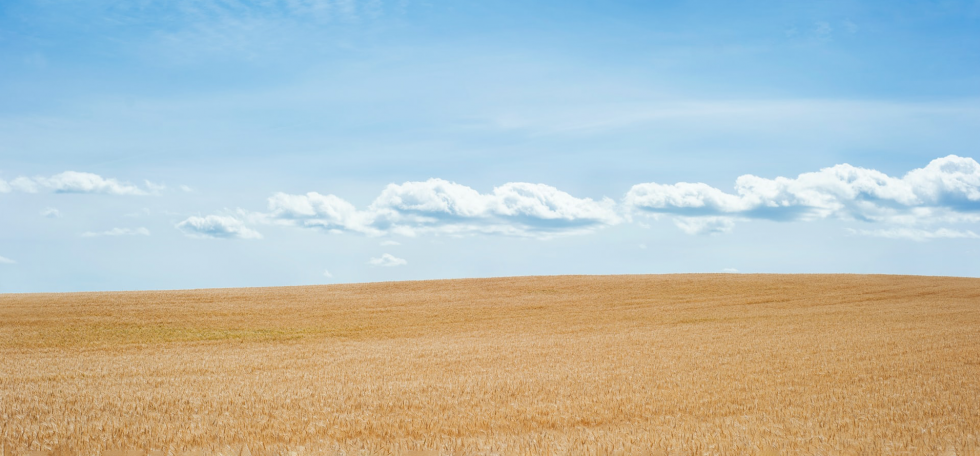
[2,274,979,455]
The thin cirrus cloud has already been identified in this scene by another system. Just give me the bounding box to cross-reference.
[0,171,156,195]
[368,253,407,267]
[0,255,15,264]
[176,215,263,240]
[126,0,391,67]
[848,228,980,241]
[81,227,151,237]
[265,178,621,238]
[625,155,980,234]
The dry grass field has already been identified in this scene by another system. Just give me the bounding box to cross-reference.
[1,274,979,456]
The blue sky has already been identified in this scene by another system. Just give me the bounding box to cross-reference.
[1,0,979,292]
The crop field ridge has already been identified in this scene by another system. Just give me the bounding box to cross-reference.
[1,274,979,455]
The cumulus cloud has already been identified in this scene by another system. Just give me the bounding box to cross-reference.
[179,157,980,243]
[267,179,620,238]
[82,227,151,237]
[267,191,379,234]
[369,253,407,267]
[626,155,980,235]
[0,255,15,264]
[176,215,263,239]
[1,171,154,195]
[848,227,980,241]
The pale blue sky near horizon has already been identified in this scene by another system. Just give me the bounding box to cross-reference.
[1,0,979,292]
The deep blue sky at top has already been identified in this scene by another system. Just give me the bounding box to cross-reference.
[1,0,979,292]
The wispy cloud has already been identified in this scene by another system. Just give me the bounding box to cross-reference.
[368,253,406,267]
[0,255,15,264]
[132,0,387,64]
[82,227,151,237]
[176,215,262,239]
[40,208,62,218]
[814,21,833,37]
[125,208,153,218]
[323,270,334,278]
[673,217,735,235]
[848,228,980,241]
[2,171,154,196]
[486,99,980,139]
[144,181,167,193]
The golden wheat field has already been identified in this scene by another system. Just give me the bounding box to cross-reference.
[1,274,979,456]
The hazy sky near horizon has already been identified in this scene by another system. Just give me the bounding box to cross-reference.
[2,0,980,292]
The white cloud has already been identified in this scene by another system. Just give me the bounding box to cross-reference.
[180,185,194,192]
[0,255,15,264]
[368,253,407,267]
[374,180,620,230]
[37,171,148,195]
[144,180,167,193]
[380,240,401,246]
[2,171,153,195]
[40,208,61,218]
[323,270,334,278]
[903,155,980,206]
[267,178,620,239]
[848,227,980,241]
[673,216,736,235]
[184,156,980,243]
[267,191,380,234]
[10,177,39,193]
[0,179,9,193]
[722,268,740,273]
[372,179,489,217]
[82,227,151,237]
[627,155,980,235]
[176,215,262,239]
